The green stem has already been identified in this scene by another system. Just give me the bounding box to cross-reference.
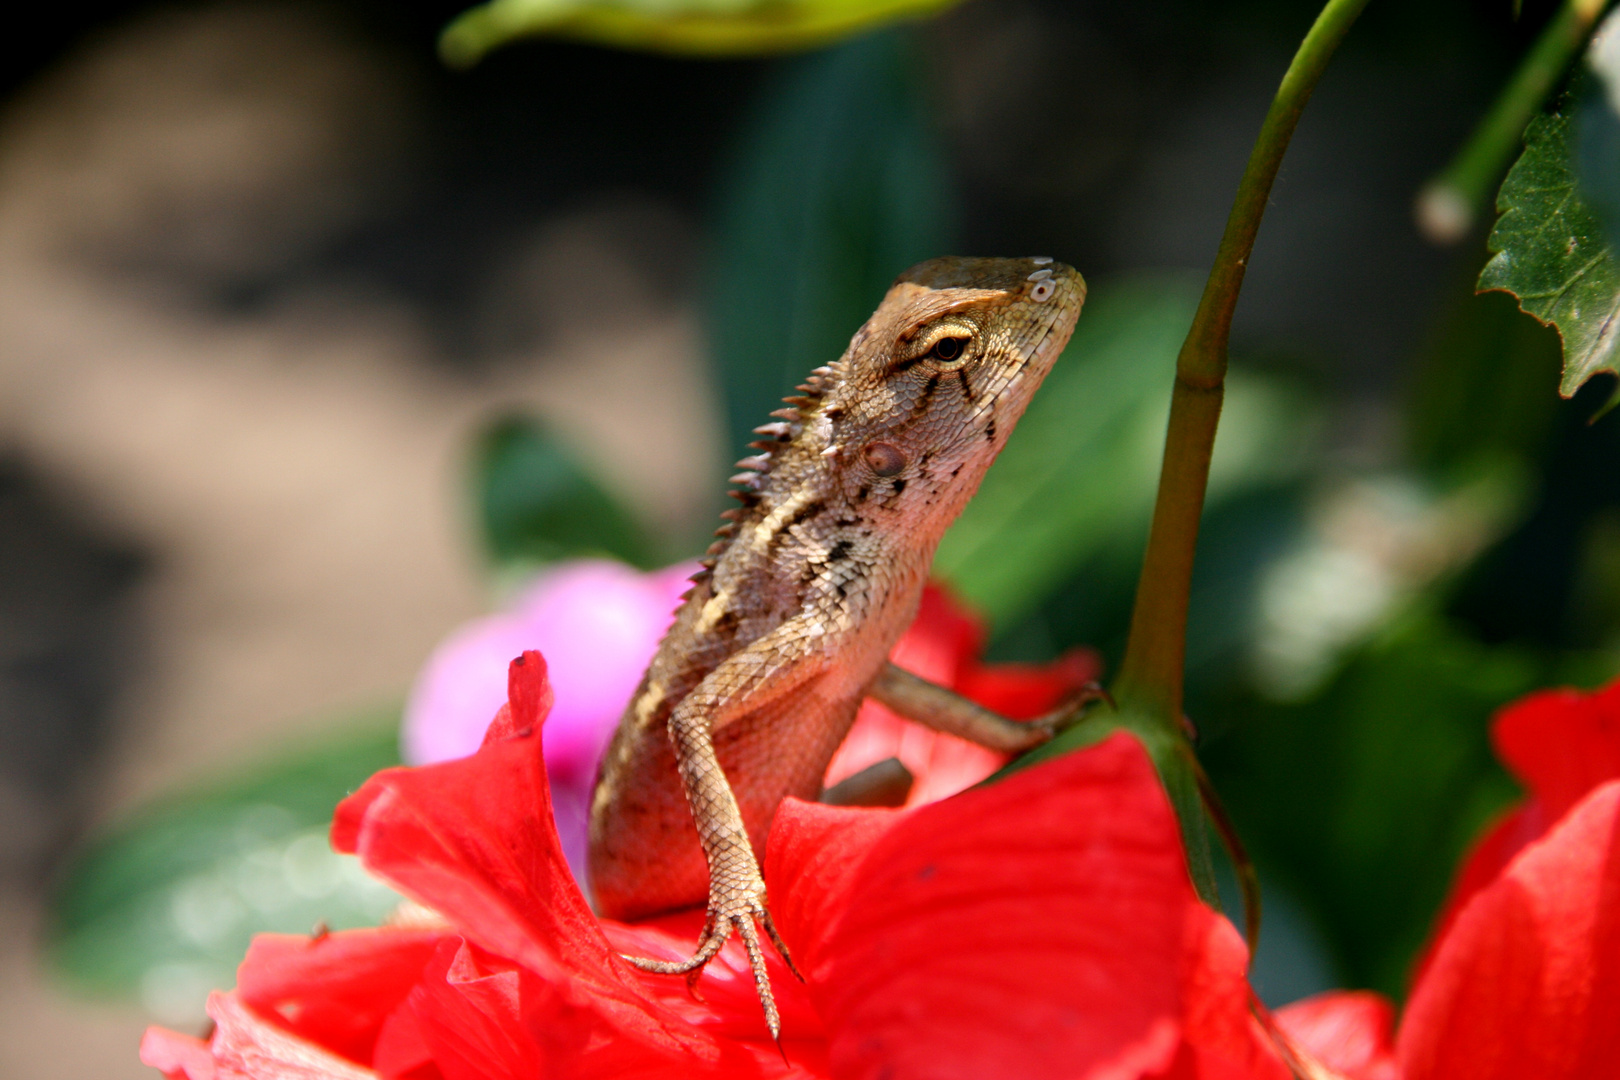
[1113,0,1372,721]
[1194,754,1262,954]
[1417,0,1614,244]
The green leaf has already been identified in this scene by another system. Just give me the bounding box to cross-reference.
[440,0,964,65]
[475,415,655,570]
[48,718,403,1021]
[710,29,954,460]
[1479,107,1620,406]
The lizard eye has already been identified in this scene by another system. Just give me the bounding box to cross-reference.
[929,336,969,363]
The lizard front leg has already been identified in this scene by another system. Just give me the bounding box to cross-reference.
[868,661,1109,752]
[620,632,826,1040]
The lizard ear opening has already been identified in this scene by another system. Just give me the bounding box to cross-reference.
[863,441,907,477]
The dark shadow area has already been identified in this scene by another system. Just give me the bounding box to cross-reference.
[0,460,145,881]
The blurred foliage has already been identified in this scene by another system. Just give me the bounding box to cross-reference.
[1192,314,1620,1001]
[1200,609,1536,996]
[1450,374,1620,649]
[709,29,953,459]
[934,280,1193,629]
[1407,280,1564,476]
[1479,104,1620,406]
[48,0,1620,1026]
[474,414,656,571]
[49,718,402,1023]
[985,271,1617,1003]
[1579,85,1620,255]
[937,277,1321,632]
[440,0,963,66]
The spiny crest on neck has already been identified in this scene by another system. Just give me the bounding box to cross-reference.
[686,359,847,587]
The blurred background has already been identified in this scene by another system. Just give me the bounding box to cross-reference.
[2,0,1615,1075]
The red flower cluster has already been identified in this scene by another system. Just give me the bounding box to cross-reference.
[1271,681,1620,1080]
[136,589,1620,1080]
[139,598,1285,1079]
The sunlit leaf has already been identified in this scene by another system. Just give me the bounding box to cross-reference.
[1478,107,1620,406]
[49,719,403,1022]
[475,414,655,570]
[710,29,953,458]
[441,0,963,65]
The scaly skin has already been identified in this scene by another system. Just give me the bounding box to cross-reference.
[587,256,1087,1037]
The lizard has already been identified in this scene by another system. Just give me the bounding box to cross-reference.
[587,255,1089,1039]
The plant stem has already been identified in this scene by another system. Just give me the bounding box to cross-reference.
[1113,0,1372,722]
[1417,0,1614,245]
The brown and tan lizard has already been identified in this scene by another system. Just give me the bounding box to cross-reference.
[587,255,1088,1038]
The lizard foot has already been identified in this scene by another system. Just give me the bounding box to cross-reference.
[1029,680,1114,740]
[622,890,801,1040]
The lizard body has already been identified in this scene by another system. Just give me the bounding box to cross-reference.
[587,256,1086,1035]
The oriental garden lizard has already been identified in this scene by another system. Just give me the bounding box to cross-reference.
[587,256,1090,1038]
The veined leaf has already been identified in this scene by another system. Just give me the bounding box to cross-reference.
[440,0,964,65]
[1478,108,1620,406]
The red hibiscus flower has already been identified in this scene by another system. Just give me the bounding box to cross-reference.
[828,584,1102,806]
[142,644,1285,1079]
[1268,678,1620,1080]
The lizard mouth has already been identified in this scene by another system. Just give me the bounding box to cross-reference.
[1023,309,1066,372]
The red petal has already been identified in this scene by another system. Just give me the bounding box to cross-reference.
[329,742,586,984]
[1408,801,1547,989]
[770,733,1281,1080]
[146,992,382,1080]
[140,1027,217,1080]
[1493,682,1620,823]
[1412,677,1620,991]
[393,940,540,1080]
[603,910,825,1046]
[761,800,906,977]
[825,700,1004,807]
[1273,992,1398,1080]
[1173,912,1290,1080]
[1397,780,1620,1080]
[331,656,757,1076]
[956,647,1103,719]
[824,588,1102,807]
[479,704,514,748]
[235,929,447,1066]
[371,1004,435,1080]
[894,585,986,681]
[479,651,554,747]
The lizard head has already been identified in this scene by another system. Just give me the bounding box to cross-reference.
[705,256,1085,578]
[809,255,1085,528]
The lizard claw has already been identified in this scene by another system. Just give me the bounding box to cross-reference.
[1031,680,1114,739]
[621,889,798,1040]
